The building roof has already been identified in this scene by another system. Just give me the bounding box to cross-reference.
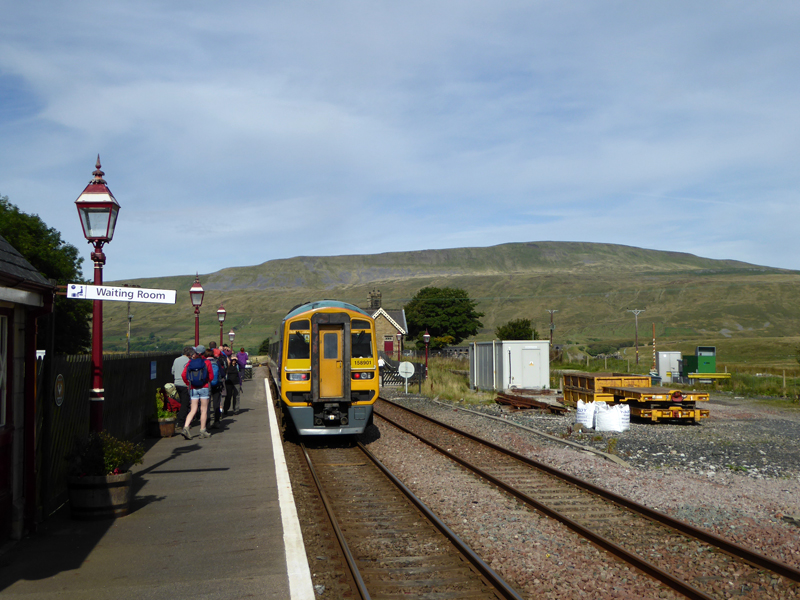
[371,307,408,335]
[0,234,52,291]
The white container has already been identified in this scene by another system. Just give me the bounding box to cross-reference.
[656,351,682,383]
[469,340,551,391]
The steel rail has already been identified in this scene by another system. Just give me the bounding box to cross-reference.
[377,411,716,600]
[300,443,371,600]
[378,398,800,584]
[356,441,526,600]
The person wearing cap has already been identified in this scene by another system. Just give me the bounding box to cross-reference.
[180,345,215,439]
[171,346,193,430]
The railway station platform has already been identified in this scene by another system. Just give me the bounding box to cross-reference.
[0,366,314,600]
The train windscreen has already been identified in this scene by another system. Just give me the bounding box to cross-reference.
[287,331,310,359]
[351,319,373,359]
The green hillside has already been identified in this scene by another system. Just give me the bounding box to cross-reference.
[101,242,800,370]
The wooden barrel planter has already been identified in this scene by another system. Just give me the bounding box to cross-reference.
[68,471,133,520]
[148,418,176,438]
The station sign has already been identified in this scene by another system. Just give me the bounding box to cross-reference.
[66,284,177,304]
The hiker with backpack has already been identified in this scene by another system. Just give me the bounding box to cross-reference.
[206,345,227,429]
[171,346,193,430]
[180,345,215,439]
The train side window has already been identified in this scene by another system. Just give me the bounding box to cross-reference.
[351,331,373,358]
[288,332,310,359]
[323,333,338,359]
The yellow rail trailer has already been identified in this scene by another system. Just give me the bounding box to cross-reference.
[562,372,710,423]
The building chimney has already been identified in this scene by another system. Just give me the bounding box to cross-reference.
[368,289,382,309]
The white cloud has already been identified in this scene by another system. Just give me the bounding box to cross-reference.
[2,1,800,279]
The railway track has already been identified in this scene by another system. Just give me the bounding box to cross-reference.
[296,440,524,599]
[375,397,800,600]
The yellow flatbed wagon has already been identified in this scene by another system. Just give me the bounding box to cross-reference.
[562,372,710,423]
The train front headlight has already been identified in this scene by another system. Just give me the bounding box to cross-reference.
[352,372,374,380]
[287,373,310,381]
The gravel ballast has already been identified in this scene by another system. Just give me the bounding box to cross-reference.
[364,389,800,598]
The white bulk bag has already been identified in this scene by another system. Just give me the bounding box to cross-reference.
[576,400,596,428]
[595,402,625,432]
[619,403,630,432]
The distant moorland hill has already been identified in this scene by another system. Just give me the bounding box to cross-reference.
[103,241,800,369]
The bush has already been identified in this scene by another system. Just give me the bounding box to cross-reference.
[68,432,145,477]
[153,388,174,420]
[586,343,617,356]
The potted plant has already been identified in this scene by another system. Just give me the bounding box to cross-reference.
[67,431,145,520]
[149,388,177,437]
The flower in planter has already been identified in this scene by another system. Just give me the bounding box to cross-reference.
[67,432,145,477]
[154,388,177,420]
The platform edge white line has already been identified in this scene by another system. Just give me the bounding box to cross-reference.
[265,377,315,600]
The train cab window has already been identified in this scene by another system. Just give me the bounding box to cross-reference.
[290,320,310,330]
[351,330,373,358]
[287,331,310,359]
[351,320,373,358]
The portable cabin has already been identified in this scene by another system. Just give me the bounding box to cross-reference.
[469,340,550,392]
[682,346,716,376]
[656,351,682,384]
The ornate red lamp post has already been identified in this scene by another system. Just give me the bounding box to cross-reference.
[423,330,431,378]
[75,156,120,433]
[190,275,204,346]
[396,332,402,361]
[217,304,226,348]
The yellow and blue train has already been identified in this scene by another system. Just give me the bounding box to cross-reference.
[270,300,379,435]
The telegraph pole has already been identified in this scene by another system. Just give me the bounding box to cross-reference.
[122,284,140,356]
[627,309,645,365]
[546,310,557,345]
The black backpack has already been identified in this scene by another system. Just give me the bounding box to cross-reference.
[186,357,209,388]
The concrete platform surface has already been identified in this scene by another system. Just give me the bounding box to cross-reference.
[0,366,311,599]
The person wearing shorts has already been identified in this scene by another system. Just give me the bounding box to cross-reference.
[181,345,215,439]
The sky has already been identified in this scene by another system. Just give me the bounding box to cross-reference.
[2,2,800,282]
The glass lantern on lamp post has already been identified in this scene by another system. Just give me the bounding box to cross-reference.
[217,305,226,348]
[190,275,204,346]
[228,329,236,347]
[75,156,120,433]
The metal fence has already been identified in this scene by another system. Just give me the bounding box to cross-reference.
[35,352,177,518]
[379,353,426,388]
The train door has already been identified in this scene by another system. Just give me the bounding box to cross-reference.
[319,325,344,398]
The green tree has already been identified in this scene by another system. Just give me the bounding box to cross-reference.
[405,287,484,349]
[258,337,271,354]
[0,195,91,353]
[495,318,539,340]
